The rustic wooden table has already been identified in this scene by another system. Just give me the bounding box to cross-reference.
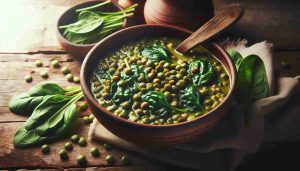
[0,0,299,170]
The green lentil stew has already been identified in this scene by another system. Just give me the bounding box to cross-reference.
[91,37,230,125]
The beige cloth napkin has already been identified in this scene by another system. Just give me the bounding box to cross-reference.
[88,40,300,171]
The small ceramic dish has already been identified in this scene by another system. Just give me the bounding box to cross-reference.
[56,0,128,60]
[80,24,237,146]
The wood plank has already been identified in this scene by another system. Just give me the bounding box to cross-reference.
[214,0,300,50]
[0,121,159,169]
[0,0,300,53]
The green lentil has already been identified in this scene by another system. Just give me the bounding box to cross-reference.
[64,141,73,151]
[35,60,43,67]
[90,147,100,157]
[78,137,87,146]
[59,149,68,160]
[73,76,80,83]
[106,155,116,164]
[41,144,50,154]
[121,155,131,165]
[77,154,87,165]
[25,74,33,83]
[61,66,70,75]
[51,60,60,68]
[66,73,73,82]
[71,134,80,143]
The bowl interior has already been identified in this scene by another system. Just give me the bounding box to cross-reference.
[81,24,236,128]
[57,0,126,47]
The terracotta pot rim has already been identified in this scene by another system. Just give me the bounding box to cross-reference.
[81,24,237,129]
[56,0,128,48]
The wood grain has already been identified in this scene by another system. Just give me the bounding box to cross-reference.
[1,0,300,53]
[0,121,158,169]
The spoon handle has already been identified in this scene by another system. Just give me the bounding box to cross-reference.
[176,3,244,54]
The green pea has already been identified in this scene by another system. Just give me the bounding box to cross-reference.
[109,68,116,74]
[51,60,60,68]
[139,82,146,88]
[61,66,70,75]
[133,102,140,109]
[88,114,95,122]
[78,137,87,146]
[102,64,109,71]
[77,154,87,165]
[66,73,73,82]
[64,141,73,151]
[79,102,88,111]
[124,68,133,75]
[157,72,164,78]
[41,144,50,154]
[106,155,116,164]
[140,102,149,110]
[153,78,160,84]
[122,155,131,165]
[73,76,80,83]
[136,109,143,116]
[83,116,92,125]
[35,60,43,67]
[155,65,163,72]
[103,143,112,151]
[71,134,79,143]
[25,74,33,83]
[90,147,100,157]
[148,72,156,80]
[133,93,141,101]
[121,101,130,110]
[59,149,68,160]
[164,91,171,99]
[117,80,126,87]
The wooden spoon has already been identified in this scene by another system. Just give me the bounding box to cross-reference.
[176,3,244,54]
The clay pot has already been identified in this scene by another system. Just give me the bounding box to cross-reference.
[144,0,214,30]
[80,24,237,146]
[117,0,146,23]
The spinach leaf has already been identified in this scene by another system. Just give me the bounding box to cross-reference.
[110,83,133,105]
[9,83,67,116]
[236,55,269,126]
[188,60,216,86]
[142,91,172,118]
[179,85,202,112]
[95,66,111,80]
[13,93,82,148]
[142,45,171,62]
[227,49,243,69]
[67,11,103,34]
[237,55,269,102]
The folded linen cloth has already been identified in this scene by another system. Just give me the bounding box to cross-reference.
[88,40,300,171]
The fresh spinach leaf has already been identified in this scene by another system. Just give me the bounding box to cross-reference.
[142,91,172,118]
[13,92,82,148]
[95,66,111,80]
[188,60,216,86]
[227,49,243,69]
[142,45,171,62]
[110,83,133,105]
[237,55,269,102]
[9,83,67,115]
[67,11,103,34]
[179,85,202,112]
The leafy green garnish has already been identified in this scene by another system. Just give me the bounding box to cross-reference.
[110,82,133,105]
[59,1,137,44]
[142,91,172,118]
[227,49,243,69]
[142,45,171,62]
[179,85,202,112]
[227,50,269,126]
[188,60,215,86]
[13,92,82,148]
[8,83,75,116]
[237,55,269,102]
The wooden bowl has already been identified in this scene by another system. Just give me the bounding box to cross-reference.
[81,24,237,146]
[56,1,128,60]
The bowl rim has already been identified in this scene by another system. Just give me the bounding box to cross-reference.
[56,0,128,48]
[81,24,237,128]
